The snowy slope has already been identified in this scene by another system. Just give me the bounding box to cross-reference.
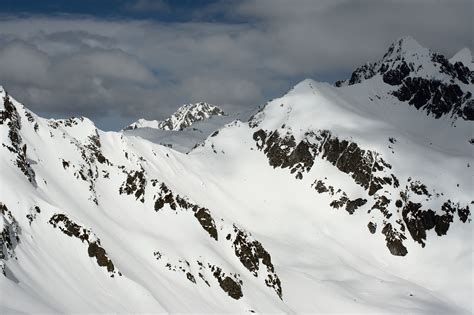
[123,110,253,153]
[124,102,225,131]
[1,38,473,314]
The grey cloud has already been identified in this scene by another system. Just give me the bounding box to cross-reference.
[126,0,169,12]
[0,0,471,130]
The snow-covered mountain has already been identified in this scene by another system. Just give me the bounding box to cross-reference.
[124,102,225,131]
[1,37,473,313]
[336,36,473,120]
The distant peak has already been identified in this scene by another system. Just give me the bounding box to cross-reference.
[382,36,428,61]
[160,102,224,131]
[123,102,225,131]
[393,36,423,50]
[450,48,473,70]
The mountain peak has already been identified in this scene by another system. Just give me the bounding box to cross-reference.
[160,102,224,131]
[124,102,225,131]
[450,47,473,70]
[378,36,431,69]
[384,36,426,57]
[335,36,474,120]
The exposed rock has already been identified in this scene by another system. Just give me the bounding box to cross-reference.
[401,200,469,247]
[86,131,110,165]
[26,205,41,225]
[0,94,36,185]
[212,266,243,300]
[252,127,470,257]
[193,206,218,241]
[231,225,282,299]
[49,213,118,276]
[346,198,367,214]
[367,222,377,234]
[0,203,21,275]
[253,129,312,179]
[253,129,392,194]
[392,77,471,120]
[382,223,407,256]
[119,169,147,203]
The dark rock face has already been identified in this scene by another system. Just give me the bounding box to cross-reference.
[86,132,110,165]
[463,100,474,120]
[254,129,391,195]
[392,77,471,119]
[154,251,245,300]
[335,63,377,87]
[313,179,334,195]
[432,53,474,84]
[231,225,282,299]
[211,266,243,300]
[193,206,218,241]
[152,182,218,240]
[0,94,36,185]
[153,182,176,211]
[402,201,469,247]
[346,198,368,214]
[0,203,21,275]
[253,129,313,179]
[328,193,367,215]
[119,169,147,202]
[382,223,408,256]
[320,134,392,196]
[382,62,411,85]
[49,214,118,276]
[367,222,377,234]
[88,242,115,273]
[252,127,471,256]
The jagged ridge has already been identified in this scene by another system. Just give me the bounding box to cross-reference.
[124,102,224,131]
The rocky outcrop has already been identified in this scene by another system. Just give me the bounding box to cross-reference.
[0,203,21,275]
[153,251,243,300]
[49,213,119,276]
[0,94,36,185]
[119,169,147,203]
[252,127,471,256]
[230,225,282,299]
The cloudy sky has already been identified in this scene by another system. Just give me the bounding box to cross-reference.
[0,0,472,130]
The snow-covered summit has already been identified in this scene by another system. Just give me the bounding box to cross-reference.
[450,47,473,71]
[335,36,474,120]
[124,102,225,131]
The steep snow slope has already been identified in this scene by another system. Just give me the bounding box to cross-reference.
[1,38,473,313]
[125,102,225,131]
